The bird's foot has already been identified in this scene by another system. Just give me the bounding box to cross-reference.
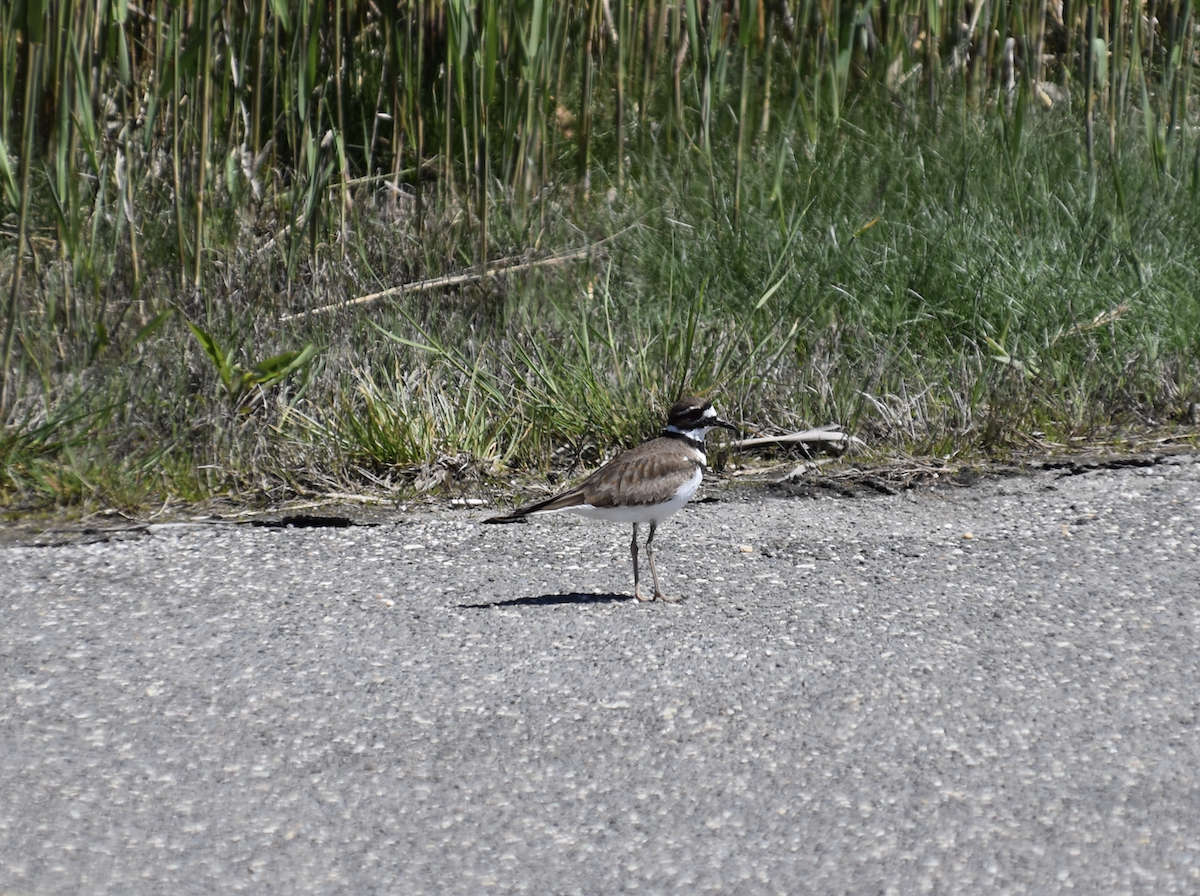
[656,591,681,603]
[634,587,655,602]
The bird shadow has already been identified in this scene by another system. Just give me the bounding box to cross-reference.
[457,591,634,609]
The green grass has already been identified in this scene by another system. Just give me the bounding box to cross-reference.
[2,0,1199,508]
[9,89,1197,510]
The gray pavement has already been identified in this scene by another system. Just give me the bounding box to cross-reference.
[2,454,1199,895]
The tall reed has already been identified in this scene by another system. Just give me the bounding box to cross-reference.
[3,2,1192,301]
[0,0,1197,500]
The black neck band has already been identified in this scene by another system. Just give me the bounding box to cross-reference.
[662,429,705,451]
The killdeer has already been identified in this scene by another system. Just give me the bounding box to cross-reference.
[484,396,737,602]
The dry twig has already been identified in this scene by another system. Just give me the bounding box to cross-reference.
[730,424,866,452]
[281,246,599,322]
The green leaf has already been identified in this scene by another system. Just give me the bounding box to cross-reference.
[250,343,319,387]
[984,335,1038,377]
[305,0,324,103]
[25,0,46,43]
[116,24,131,86]
[481,0,499,103]
[154,14,181,100]
[754,268,791,311]
[684,0,701,61]
[368,320,443,355]
[187,322,232,392]
[68,44,100,174]
[128,308,176,352]
[524,0,544,65]
[268,0,291,32]
[737,0,757,48]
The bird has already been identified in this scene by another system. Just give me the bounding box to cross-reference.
[484,396,737,602]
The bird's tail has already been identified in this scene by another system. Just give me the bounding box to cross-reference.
[483,490,584,523]
[482,508,528,524]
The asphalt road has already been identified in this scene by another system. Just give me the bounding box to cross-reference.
[3,454,1199,895]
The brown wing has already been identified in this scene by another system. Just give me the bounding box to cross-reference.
[571,438,703,508]
[483,437,702,522]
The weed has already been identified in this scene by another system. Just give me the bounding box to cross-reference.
[1,3,1198,507]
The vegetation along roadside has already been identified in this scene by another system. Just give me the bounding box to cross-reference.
[1,0,1198,512]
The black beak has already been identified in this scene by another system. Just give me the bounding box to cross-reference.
[715,417,738,434]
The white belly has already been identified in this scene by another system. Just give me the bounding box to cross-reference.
[549,466,704,524]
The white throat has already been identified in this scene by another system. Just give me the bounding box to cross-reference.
[665,423,717,441]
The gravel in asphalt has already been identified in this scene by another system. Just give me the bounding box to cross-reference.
[2,454,1199,894]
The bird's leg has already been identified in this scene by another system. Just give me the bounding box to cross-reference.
[646,521,676,602]
[632,522,651,602]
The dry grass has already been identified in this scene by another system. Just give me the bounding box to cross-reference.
[1,2,1199,509]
